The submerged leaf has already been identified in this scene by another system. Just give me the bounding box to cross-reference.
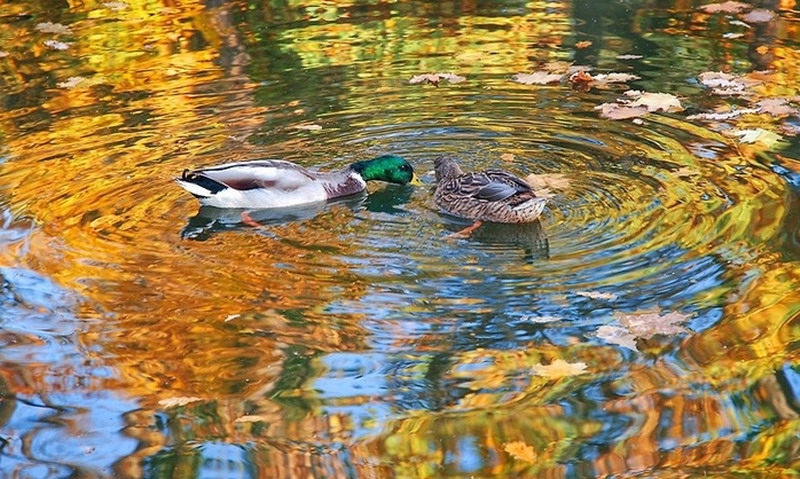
[500,153,516,162]
[505,441,538,463]
[522,315,562,323]
[742,9,776,23]
[576,290,617,300]
[512,71,563,85]
[597,325,639,351]
[699,1,749,14]
[532,359,588,378]
[575,40,593,49]
[43,40,70,50]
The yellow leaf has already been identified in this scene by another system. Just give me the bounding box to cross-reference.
[504,441,538,463]
[532,359,588,378]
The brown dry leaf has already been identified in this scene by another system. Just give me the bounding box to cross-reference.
[614,310,691,339]
[687,108,758,120]
[700,1,750,14]
[575,40,593,49]
[158,396,202,408]
[595,102,648,120]
[501,153,516,162]
[591,73,640,84]
[409,73,465,86]
[36,22,72,34]
[596,325,638,352]
[504,441,538,463]
[697,71,761,93]
[631,92,683,112]
[532,359,588,378]
[742,9,776,23]
[617,54,643,60]
[512,71,563,85]
[576,290,617,300]
[524,173,571,191]
[755,98,798,117]
[779,123,800,136]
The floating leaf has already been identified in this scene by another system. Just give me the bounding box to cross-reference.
[755,45,769,55]
[522,315,562,323]
[729,128,783,147]
[699,1,750,14]
[103,1,129,10]
[575,290,617,300]
[409,73,465,86]
[57,77,86,89]
[742,9,776,23]
[614,310,691,339]
[687,108,758,120]
[755,98,798,117]
[36,22,72,34]
[0,51,8,58]
[500,153,516,162]
[158,396,202,408]
[575,40,593,49]
[590,73,640,84]
[505,441,538,463]
[43,40,70,50]
[617,54,643,60]
[595,103,648,120]
[532,359,588,378]
[630,92,683,112]
[597,325,638,351]
[512,71,562,85]
[524,173,571,191]
[293,124,322,131]
[723,32,744,39]
[235,415,270,423]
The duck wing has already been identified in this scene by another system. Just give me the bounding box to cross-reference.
[191,160,316,191]
[450,170,533,202]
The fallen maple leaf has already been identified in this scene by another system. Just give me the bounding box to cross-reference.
[43,40,70,50]
[591,73,640,84]
[755,98,798,117]
[504,441,538,463]
[575,40,593,49]
[595,102,648,120]
[409,73,465,86]
[512,71,563,85]
[532,359,588,378]
[575,290,617,300]
[630,92,683,112]
[742,9,776,23]
[614,310,691,339]
[597,325,638,352]
[36,22,72,34]
[729,128,783,147]
[779,123,800,136]
[700,1,750,14]
[158,396,202,408]
[501,153,516,162]
[686,108,758,120]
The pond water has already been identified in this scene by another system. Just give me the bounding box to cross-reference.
[0,0,799,477]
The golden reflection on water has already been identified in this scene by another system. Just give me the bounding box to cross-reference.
[0,0,799,477]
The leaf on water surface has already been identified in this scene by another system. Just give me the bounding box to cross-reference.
[686,108,758,120]
[36,22,72,34]
[158,396,202,408]
[779,123,800,136]
[532,359,588,378]
[235,415,270,423]
[409,72,465,86]
[697,71,761,94]
[575,40,593,49]
[596,325,639,352]
[542,61,592,74]
[575,290,618,300]
[522,315,562,323]
[630,92,683,112]
[293,123,322,131]
[595,102,648,120]
[524,173,571,192]
[103,1,129,10]
[723,32,745,39]
[699,1,750,14]
[674,167,700,177]
[729,128,783,147]
[0,51,8,58]
[742,9,776,23]
[43,40,70,50]
[617,54,643,60]
[614,310,691,339]
[504,441,538,463]
[500,153,516,162]
[590,73,641,84]
[755,45,770,55]
[755,98,798,117]
[512,71,562,85]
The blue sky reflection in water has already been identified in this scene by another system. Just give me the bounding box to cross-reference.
[0,0,799,477]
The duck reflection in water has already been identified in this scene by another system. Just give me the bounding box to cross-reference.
[441,218,550,261]
[180,184,414,240]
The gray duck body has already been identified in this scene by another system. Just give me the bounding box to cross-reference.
[433,156,548,223]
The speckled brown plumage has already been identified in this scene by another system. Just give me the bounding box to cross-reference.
[433,156,548,223]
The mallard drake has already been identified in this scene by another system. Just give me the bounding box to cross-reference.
[176,155,420,209]
[434,156,547,235]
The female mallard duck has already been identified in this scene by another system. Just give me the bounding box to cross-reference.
[434,155,548,236]
[176,155,420,209]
